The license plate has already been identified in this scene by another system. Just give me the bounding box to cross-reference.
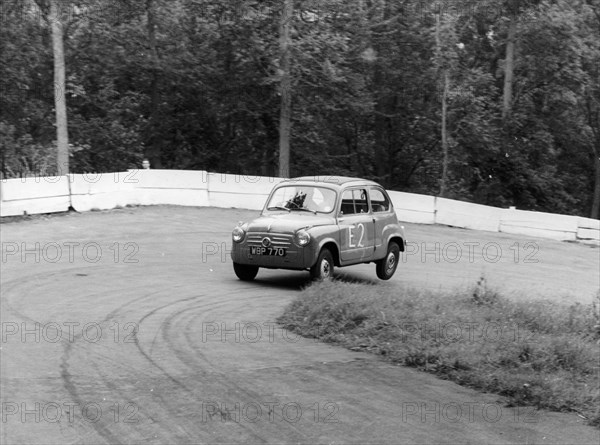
[250,246,286,256]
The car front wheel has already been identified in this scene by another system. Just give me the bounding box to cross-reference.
[376,242,400,280]
[310,248,334,280]
[233,263,259,281]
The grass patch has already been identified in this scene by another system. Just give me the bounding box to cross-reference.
[277,278,600,427]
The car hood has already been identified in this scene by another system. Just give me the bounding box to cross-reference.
[247,213,335,233]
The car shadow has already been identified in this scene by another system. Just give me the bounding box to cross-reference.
[235,270,378,291]
[252,273,311,290]
[330,272,379,286]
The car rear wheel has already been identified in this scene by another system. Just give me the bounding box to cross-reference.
[233,263,259,281]
[376,241,400,280]
[310,248,334,280]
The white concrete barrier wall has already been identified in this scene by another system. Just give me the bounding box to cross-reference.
[0,176,70,217]
[436,198,501,232]
[1,170,599,243]
[500,208,578,241]
[577,216,600,241]
[132,169,209,207]
[70,172,137,212]
[388,191,435,224]
[207,173,283,210]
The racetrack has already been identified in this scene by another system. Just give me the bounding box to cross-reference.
[1,206,599,444]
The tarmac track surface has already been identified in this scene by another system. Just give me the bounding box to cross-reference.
[1,206,599,444]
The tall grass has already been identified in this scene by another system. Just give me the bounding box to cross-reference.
[277,279,600,427]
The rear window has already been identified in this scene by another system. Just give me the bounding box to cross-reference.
[370,188,390,212]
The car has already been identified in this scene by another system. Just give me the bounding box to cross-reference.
[230,176,406,281]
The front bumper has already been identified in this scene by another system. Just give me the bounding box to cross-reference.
[231,232,316,269]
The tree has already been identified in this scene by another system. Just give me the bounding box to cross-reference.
[0,0,597,217]
[581,0,600,218]
[436,10,450,197]
[502,0,517,121]
[278,0,293,178]
[34,0,69,175]
[145,0,162,169]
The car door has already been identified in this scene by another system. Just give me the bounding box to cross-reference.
[337,188,375,263]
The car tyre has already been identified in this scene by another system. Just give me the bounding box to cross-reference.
[310,248,334,280]
[376,241,400,280]
[233,263,259,281]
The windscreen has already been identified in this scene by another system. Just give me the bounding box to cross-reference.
[266,185,337,214]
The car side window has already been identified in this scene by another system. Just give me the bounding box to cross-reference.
[340,189,369,214]
[370,188,390,212]
[340,190,355,214]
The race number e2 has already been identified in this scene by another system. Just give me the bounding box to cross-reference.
[348,223,365,248]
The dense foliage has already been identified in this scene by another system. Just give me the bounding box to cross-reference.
[1,0,599,217]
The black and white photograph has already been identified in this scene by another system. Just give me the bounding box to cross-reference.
[1,0,599,444]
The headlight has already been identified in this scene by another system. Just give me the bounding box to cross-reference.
[232,226,245,243]
[295,229,310,247]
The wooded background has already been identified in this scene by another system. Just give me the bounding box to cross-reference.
[1,0,599,218]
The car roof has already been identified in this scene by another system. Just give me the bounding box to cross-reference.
[281,176,381,188]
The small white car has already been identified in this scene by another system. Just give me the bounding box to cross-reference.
[231,176,406,281]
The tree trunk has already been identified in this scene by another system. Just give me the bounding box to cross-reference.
[49,0,69,175]
[373,74,389,185]
[591,149,600,219]
[146,0,162,168]
[440,70,449,197]
[436,12,449,197]
[502,13,517,121]
[372,0,392,186]
[278,0,293,178]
